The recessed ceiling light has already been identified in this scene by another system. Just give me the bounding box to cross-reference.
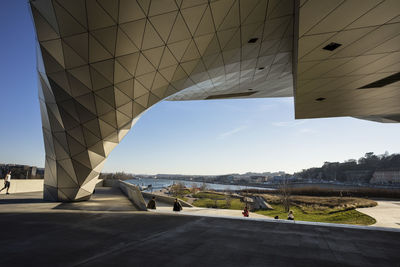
[248,38,258,44]
[315,97,326,101]
[323,42,342,51]
[206,91,257,99]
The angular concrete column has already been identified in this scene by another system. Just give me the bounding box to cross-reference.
[30,0,163,201]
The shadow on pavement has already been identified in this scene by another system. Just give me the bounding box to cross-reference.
[0,211,399,267]
[52,202,137,212]
[0,198,46,204]
[52,187,138,212]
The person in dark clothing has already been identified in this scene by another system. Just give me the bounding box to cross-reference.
[173,198,182,212]
[147,196,156,209]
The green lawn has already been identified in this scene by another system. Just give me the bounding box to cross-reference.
[191,191,376,225]
[170,189,191,202]
[255,204,376,225]
[193,198,245,209]
[192,192,226,199]
[177,196,188,202]
[192,192,245,210]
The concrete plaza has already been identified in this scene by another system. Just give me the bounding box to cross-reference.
[0,188,399,267]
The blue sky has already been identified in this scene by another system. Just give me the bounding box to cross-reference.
[1,1,400,175]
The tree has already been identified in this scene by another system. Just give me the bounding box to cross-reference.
[199,182,208,191]
[189,184,199,194]
[279,177,291,212]
[225,195,232,209]
[170,182,186,197]
[224,189,232,209]
[213,198,218,208]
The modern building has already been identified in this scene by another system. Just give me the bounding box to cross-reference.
[370,170,400,184]
[29,0,400,201]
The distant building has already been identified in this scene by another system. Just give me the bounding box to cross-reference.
[370,171,400,184]
[343,170,373,184]
[0,164,44,179]
[249,176,265,183]
[216,175,235,183]
[268,176,286,183]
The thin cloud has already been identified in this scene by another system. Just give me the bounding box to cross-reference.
[258,104,277,111]
[298,128,316,134]
[272,120,306,127]
[218,126,247,139]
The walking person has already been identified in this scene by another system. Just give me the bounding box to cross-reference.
[0,171,12,194]
[242,206,249,217]
[147,196,156,209]
[287,210,294,220]
[173,198,182,212]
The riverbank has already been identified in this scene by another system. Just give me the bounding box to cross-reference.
[126,178,268,192]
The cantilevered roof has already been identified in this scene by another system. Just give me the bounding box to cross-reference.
[295,0,400,120]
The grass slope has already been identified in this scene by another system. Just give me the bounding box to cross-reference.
[192,192,245,210]
[256,204,376,225]
[193,198,245,210]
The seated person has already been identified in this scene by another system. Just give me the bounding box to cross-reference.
[173,198,182,211]
[287,210,294,220]
[242,206,249,217]
[147,196,156,209]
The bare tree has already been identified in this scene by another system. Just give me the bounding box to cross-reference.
[189,184,198,195]
[223,187,233,209]
[200,182,208,191]
[225,195,232,209]
[279,176,291,212]
[170,182,186,197]
[213,198,218,208]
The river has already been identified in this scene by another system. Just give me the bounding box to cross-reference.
[126,178,271,192]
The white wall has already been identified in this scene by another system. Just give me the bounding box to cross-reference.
[0,179,43,194]
[119,180,147,211]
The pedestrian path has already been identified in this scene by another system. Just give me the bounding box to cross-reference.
[357,200,400,229]
[146,202,271,219]
[0,187,138,213]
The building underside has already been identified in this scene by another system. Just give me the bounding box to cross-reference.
[29,0,400,201]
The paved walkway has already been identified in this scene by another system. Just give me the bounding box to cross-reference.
[144,196,270,219]
[149,205,271,219]
[0,187,137,213]
[1,188,399,266]
[357,199,400,229]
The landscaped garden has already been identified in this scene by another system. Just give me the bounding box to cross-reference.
[168,183,377,225]
[256,194,377,225]
[192,191,244,210]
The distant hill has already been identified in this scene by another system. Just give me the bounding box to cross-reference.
[295,152,400,184]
